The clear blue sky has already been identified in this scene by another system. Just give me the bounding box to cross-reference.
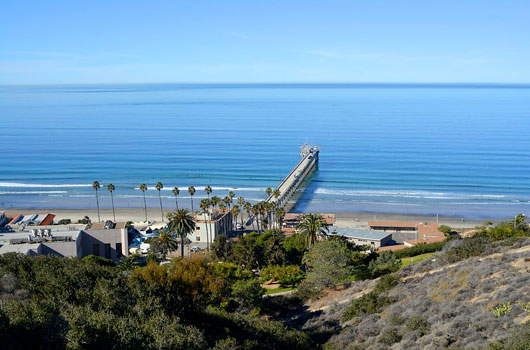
[1,0,529,84]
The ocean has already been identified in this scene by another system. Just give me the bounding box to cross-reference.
[1,83,529,218]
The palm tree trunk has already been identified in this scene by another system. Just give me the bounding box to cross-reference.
[95,189,101,222]
[190,197,194,213]
[181,233,184,258]
[143,192,147,222]
[175,198,178,209]
[111,192,116,222]
[158,191,164,222]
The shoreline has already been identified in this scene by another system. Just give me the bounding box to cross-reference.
[1,207,498,229]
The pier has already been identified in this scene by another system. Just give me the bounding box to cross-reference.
[266,144,319,211]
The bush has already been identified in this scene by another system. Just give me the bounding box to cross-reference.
[231,279,264,310]
[260,265,304,287]
[445,236,492,262]
[81,255,115,266]
[378,328,402,345]
[492,302,512,317]
[373,273,400,294]
[406,316,430,336]
[368,251,401,277]
[343,291,394,320]
[439,225,453,236]
[57,219,72,225]
[394,241,447,259]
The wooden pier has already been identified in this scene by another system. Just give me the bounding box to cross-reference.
[266,144,319,212]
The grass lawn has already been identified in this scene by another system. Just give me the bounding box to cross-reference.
[264,286,296,295]
[401,252,437,267]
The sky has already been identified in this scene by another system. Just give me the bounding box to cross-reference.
[1,0,529,84]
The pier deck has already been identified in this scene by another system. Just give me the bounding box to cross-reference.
[266,144,319,211]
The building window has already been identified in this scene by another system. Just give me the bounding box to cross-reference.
[196,236,200,241]
[92,244,100,256]
[104,244,111,259]
[116,243,122,258]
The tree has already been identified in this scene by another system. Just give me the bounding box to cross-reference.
[200,199,211,250]
[107,183,116,222]
[265,187,273,198]
[211,234,233,261]
[117,255,140,271]
[149,228,179,259]
[155,182,164,222]
[438,225,453,237]
[297,213,329,248]
[139,183,148,222]
[275,207,285,229]
[92,181,101,222]
[303,239,353,288]
[188,186,196,213]
[205,185,213,247]
[223,196,232,211]
[167,208,196,258]
[172,187,180,209]
[231,205,240,231]
[368,251,401,277]
[228,191,236,207]
[244,202,253,231]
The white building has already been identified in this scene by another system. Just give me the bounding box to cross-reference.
[193,210,233,245]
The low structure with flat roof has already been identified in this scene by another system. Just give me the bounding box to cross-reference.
[331,227,392,248]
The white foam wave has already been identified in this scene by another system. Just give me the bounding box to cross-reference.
[0,190,68,194]
[314,188,510,200]
[0,182,91,188]
[134,185,267,192]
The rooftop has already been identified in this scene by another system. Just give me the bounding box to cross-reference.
[330,227,392,241]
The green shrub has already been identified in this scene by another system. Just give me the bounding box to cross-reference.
[406,316,430,336]
[445,236,492,261]
[81,255,115,266]
[343,291,394,320]
[57,218,72,225]
[378,328,402,345]
[260,265,304,287]
[492,302,512,317]
[394,241,447,259]
[389,313,406,326]
[368,251,401,277]
[231,279,264,310]
[373,273,400,294]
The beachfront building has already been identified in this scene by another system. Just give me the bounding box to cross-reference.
[331,227,392,248]
[193,210,233,245]
[0,225,129,261]
[369,221,447,251]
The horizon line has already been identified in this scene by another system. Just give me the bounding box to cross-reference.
[2,81,530,88]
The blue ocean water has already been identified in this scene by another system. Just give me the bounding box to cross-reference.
[1,83,529,218]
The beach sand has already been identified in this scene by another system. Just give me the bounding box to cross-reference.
[1,207,496,230]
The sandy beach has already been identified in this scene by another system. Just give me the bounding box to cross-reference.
[1,207,497,230]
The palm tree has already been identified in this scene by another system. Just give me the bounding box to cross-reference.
[150,228,179,259]
[188,186,196,213]
[297,213,329,248]
[205,186,213,245]
[237,196,245,207]
[244,201,252,231]
[266,187,273,198]
[251,204,260,233]
[107,183,116,222]
[219,203,227,235]
[275,207,285,229]
[200,199,210,250]
[139,183,148,222]
[172,187,180,209]
[155,182,164,222]
[223,196,232,211]
[92,181,101,222]
[228,191,236,205]
[117,255,140,271]
[167,208,196,258]
[231,205,240,231]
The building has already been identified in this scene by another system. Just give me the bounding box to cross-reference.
[331,227,392,248]
[368,221,444,239]
[4,213,56,227]
[0,225,129,261]
[193,210,233,245]
[281,213,335,236]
